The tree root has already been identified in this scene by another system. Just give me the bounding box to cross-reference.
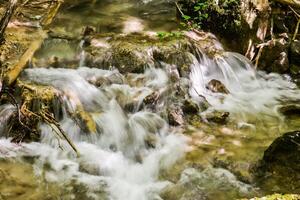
[39,110,80,156]
[289,6,300,40]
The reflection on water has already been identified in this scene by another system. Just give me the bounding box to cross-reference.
[53,0,178,35]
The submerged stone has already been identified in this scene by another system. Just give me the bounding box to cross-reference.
[205,110,229,124]
[206,79,229,94]
[162,167,254,200]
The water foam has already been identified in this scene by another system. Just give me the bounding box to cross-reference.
[0,67,187,200]
[189,51,300,122]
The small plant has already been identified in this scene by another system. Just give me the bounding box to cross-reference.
[178,0,241,35]
[157,31,183,40]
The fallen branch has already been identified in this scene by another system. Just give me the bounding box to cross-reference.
[41,0,62,27]
[40,111,80,157]
[175,1,184,17]
[0,0,18,42]
[3,31,47,86]
[289,6,300,40]
[293,18,300,40]
[254,41,270,68]
[2,0,62,86]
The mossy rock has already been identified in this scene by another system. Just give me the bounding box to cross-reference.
[83,32,221,75]
[241,194,300,200]
[254,131,300,193]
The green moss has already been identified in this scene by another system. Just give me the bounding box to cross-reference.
[156,31,184,40]
[84,32,194,73]
[178,0,241,38]
[241,194,300,200]
[187,114,203,128]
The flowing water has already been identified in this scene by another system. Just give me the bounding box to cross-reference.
[1,0,300,200]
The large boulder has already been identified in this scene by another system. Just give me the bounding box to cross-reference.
[83,33,194,74]
[255,131,300,192]
[257,37,289,73]
[262,131,300,172]
[82,31,224,75]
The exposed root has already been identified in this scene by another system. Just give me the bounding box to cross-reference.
[39,110,80,156]
[10,81,80,155]
[289,6,300,40]
[293,18,300,40]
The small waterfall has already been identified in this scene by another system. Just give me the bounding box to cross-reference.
[0,67,187,200]
[1,25,300,199]
[79,40,86,68]
[189,51,300,123]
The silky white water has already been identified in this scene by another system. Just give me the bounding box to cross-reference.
[1,39,300,199]
[189,51,300,124]
[0,67,187,200]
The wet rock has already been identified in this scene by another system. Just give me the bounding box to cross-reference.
[258,37,289,73]
[145,133,158,148]
[84,33,194,74]
[290,64,300,76]
[143,91,160,105]
[82,26,96,37]
[255,131,300,192]
[166,64,181,83]
[198,96,211,112]
[0,160,78,200]
[162,167,255,200]
[261,130,300,172]
[187,115,203,128]
[161,183,208,200]
[213,158,254,184]
[273,15,289,33]
[83,32,224,75]
[241,194,300,200]
[205,110,229,124]
[182,99,199,114]
[278,104,300,117]
[206,79,229,94]
[290,40,300,66]
[168,105,185,126]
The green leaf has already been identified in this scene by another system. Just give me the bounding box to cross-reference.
[194,6,201,11]
[182,15,191,20]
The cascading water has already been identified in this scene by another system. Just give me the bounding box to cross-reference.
[1,0,300,195]
[0,66,187,200]
[1,39,300,199]
[189,51,300,124]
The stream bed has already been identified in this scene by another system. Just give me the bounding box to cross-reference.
[1,0,300,200]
